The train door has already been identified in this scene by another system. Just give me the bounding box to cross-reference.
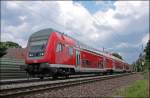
[76,50,80,67]
[55,42,64,63]
[109,59,113,69]
[99,58,103,69]
[103,57,106,69]
[112,60,115,70]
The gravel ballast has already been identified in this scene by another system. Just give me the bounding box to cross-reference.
[18,73,144,98]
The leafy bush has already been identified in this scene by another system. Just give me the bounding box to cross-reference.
[116,80,149,97]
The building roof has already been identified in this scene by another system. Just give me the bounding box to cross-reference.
[2,48,26,60]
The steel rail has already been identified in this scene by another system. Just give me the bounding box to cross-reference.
[0,74,99,85]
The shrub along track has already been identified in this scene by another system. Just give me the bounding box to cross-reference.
[0,73,134,98]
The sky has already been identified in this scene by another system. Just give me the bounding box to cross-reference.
[1,1,149,64]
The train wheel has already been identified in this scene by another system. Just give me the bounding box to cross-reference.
[40,76,44,80]
[102,72,107,75]
[52,74,58,79]
[38,75,44,80]
[65,74,69,79]
[109,70,113,75]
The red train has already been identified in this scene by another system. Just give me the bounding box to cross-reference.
[25,28,130,79]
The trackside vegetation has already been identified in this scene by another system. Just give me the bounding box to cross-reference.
[132,40,150,72]
[116,79,149,97]
[115,40,150,98]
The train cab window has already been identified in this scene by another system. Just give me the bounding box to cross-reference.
[56,43,63,52]
[69,47,73,55]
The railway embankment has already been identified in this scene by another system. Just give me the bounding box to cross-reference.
[113,71,149,98]
[14,73,144,98]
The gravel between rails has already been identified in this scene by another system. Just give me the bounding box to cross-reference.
[15,73,144,98]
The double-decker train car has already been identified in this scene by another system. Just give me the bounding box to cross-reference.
[25,28,131,79]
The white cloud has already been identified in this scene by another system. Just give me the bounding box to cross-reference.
[2,1,148,44]
[141,33,149,46]
[116,42,130,48]
[116,33,149,52]
[5,22,29,38]
[95,1,149,34]
[114,1,148,18]
[94,9,120,28]
[1,1,149,63]
[19,16,26,21]
[6,1,20,9]
[1,22,29,47]
[116,42,140,49]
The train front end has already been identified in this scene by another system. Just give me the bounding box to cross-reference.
[25,28,54,79]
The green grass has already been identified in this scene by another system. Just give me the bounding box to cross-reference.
[116,80,149,98]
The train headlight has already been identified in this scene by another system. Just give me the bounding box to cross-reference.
[40,52,44,56]
[29,53,33,57]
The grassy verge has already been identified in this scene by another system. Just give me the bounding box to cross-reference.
[115,79,149,98]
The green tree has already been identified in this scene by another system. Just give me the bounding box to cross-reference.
[0,41,22,57]
[5,41,22,48]
[144,40,150,61]
[144,40,150,70]
[133,40,150,72]
[0,42,7,57]
[112,52,123,60]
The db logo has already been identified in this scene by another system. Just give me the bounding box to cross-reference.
[33,60,37,63]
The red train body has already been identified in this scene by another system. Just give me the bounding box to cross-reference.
[25,28,131,79]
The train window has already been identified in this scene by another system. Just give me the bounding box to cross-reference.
[82,60,86,65]
[69,47,73,55]
[82,59,90,67]
[99,61,103,68]
[56,43,63,52]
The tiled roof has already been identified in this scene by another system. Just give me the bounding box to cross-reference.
[2,48,26,60]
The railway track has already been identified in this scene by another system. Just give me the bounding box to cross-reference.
[0,73,134,98]
[0,74,99,85]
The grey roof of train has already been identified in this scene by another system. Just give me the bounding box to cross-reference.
[30,28,125,62]
[31,28,56,37]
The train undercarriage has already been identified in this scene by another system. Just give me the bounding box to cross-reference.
[25,63,126,80]
[25,64,76,79]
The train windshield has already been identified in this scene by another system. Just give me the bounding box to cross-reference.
[30,40,47,52]
[28,40,47,57]
[29,40,47,52]
[28,28,54,57]
[30,45,45,52]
